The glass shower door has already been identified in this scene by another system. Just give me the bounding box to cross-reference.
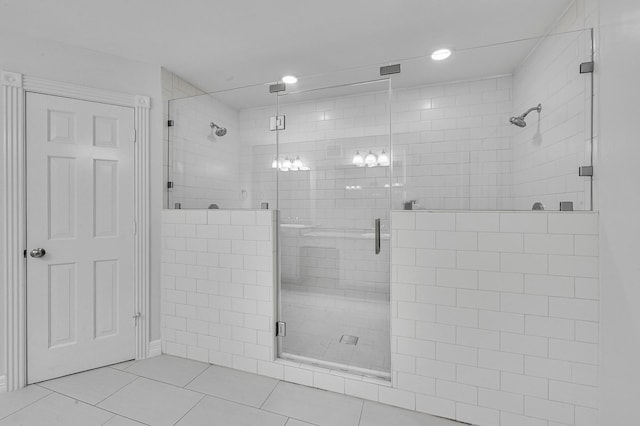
[276,78,391,376]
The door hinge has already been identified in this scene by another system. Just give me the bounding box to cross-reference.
[167,181,174,189]
[270,116,286,131]
[132,129,137,143]
[579,165,594,176]
[276,321,286,337]
[580,61,594,74]
[168,120,174,127]
[380,64,401,76]
[23,249,27,258]
[269,83,286,93]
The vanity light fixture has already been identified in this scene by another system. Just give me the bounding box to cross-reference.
[271,155,310,171]
[282,75,298,84]
[431,48,452,61]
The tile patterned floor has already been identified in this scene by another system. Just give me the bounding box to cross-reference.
[0,355,463,426]
[282,288,390,372]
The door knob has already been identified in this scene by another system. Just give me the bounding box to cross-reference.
[29,248,46,258]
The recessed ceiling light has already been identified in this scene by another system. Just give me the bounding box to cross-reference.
[431,49,452,61]
[282,75,298,84]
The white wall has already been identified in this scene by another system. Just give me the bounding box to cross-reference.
[242,77,515,213]
[161,68,206,209]
[511,30,593,211]
[598,0,640,424]
[162,69,252,210]
[161,210,599,426]
[168,92,246,210]
[161,210,276,368]
[392,211,599,426]
[0,29,163,380]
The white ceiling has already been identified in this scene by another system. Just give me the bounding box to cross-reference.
[0,0,574,96]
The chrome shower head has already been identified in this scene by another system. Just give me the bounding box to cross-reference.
[509,116,527,128]
[509,104,542,128]
[210,122,227,137]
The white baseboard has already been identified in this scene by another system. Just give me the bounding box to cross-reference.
[148,340,162,358]
[0,375,6,392]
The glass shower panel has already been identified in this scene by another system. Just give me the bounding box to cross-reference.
[390,29,594,211]
[276,78,391,375]
[168,84,278,209]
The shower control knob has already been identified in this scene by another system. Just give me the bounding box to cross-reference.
[29,248,46,258]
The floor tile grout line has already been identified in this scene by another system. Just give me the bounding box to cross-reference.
[119,359,137,371]
[258,379,282,409]
[171,393,206,426]
[110,360,289,415]
[37,366,140,407]
[357,398,365,426]
[100,413,118,426]
[116,365,207,390]
[5,387,149,426]
[98,407,152,426]
[111,372,285,417]
[180,365,211,390]
[285,416,321,426]
[3,366,450,426]
[19,357,373,426]
[95,374,143,406]
[0,386,53,421]
[49,386,153,426]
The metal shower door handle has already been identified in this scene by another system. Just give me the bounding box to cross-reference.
[375,219,381,255]
[30,248,46,258]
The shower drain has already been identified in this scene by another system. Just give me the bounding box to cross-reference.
[339,335,359,345]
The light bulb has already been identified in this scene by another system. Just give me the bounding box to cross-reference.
[292,156,303,169]
[271,157,278,168]
[283,157,292,169]
[431,48,452,61]
[282,75,298,84]
[378,149,390,167]
[365,150,377,167]
[353,151,364,167]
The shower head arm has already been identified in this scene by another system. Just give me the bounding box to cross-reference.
[520,104,543,119]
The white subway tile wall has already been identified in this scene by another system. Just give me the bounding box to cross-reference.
[162,69,206,208]
[162,69,261,210]
[161,210,276,370]
[162,210,599,426]
[167,28,592,213]
[168,93,249,209]
[511,30,593,211]
[391,211,599,426]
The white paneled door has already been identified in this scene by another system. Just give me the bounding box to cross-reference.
[26,93,136,383]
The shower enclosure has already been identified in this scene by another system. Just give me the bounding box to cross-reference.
[166,28,594,378]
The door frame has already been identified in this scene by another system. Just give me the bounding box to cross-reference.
[1,70,152,391]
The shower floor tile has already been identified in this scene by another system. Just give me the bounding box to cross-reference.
[281,287,390,373]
